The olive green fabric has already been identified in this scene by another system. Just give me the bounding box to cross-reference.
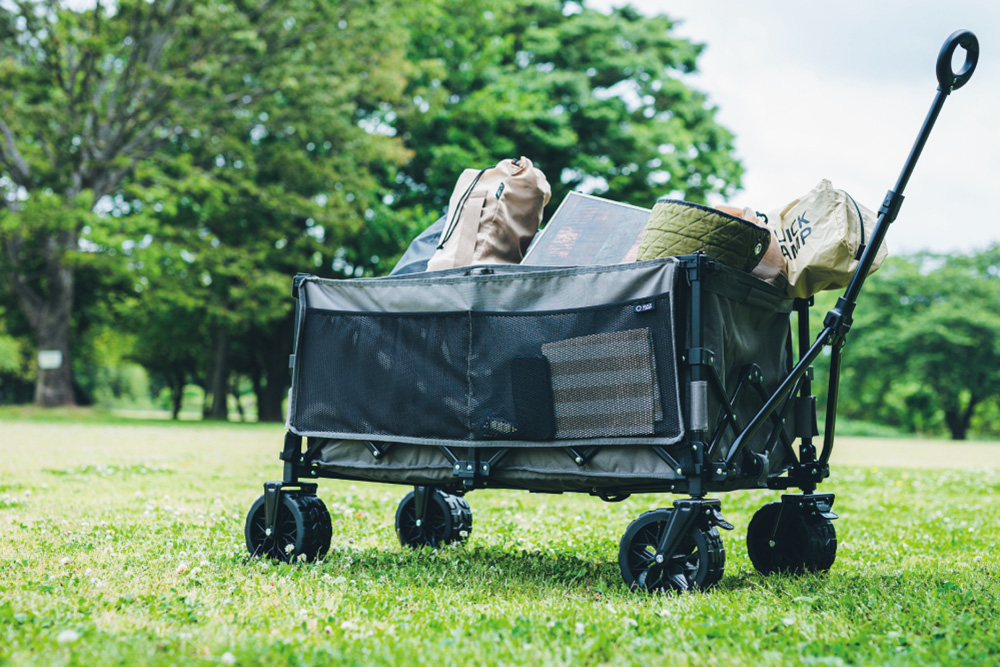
[638,199,771,272]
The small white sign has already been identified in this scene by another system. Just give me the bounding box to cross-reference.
[37,350,63,370]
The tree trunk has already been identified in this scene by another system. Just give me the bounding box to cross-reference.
[255,319,292,423]
[34,315,75,407]
[5,231,78,408]
[169,371,184,420]
[231,377,245,422]
[206,327,230,420]
[944,395,979,441]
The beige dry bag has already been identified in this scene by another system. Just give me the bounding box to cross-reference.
[427,157,551,271]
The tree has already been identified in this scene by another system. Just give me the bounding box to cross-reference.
[115,0,410,420]
[835,249,1000,440]
[0,0,408,408]
[389,0,742,223]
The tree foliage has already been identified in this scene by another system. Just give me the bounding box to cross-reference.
[0,0,747,419]
[831,248,1000,440]
[394,0,741,214]
[0,0,409,411]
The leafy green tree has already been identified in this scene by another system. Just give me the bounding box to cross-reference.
[834,248,1000,440]
[390,0,742,222]
[117,0,410,420]
[0,0,410,412]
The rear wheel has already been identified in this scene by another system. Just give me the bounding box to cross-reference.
[395,489,472,548]
[619,508,725,592]
[747,502,837,574]
[245,493,332,562]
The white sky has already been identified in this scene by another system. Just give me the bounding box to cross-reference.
[596,0,1000,254]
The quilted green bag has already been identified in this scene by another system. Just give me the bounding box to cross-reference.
[637,199,771,272]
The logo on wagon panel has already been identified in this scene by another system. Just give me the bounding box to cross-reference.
[776,212,813,260]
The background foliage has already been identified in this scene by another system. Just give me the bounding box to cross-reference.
[0,0,998,438]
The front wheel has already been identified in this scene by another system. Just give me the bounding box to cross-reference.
[619,508,725,592]
[245,492,332,562]
[395,489,472,548]
[746,501,837,575]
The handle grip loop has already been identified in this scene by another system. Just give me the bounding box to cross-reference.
[936,29,978,93]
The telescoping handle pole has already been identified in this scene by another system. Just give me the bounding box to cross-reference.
[726,30,979,468]
[834,29,979,319]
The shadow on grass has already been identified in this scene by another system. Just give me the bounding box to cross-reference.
[245,542,878,597]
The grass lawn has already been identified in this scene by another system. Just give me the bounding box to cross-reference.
[1,418,998,666]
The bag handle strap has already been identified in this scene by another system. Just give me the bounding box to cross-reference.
[840,191,867,261]
[437,168,487,249]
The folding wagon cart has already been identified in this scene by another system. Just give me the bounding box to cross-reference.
[243,32,978,592]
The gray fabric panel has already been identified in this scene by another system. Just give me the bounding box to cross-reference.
[300,258,676,314]
[311,438,683,491]
[289,258,684,447]
[314,440,456,485]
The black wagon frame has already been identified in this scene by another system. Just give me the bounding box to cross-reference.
[243,31,979,591]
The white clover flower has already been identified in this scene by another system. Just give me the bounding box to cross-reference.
[189,567,202,578]
[57,629,80,644]
[221,652,237,665]
[175,562,189,575]
[574,622,585,636]
[284,543,295,555]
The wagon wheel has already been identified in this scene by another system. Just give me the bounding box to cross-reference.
[245,493,332,562]
[746,502,837,575]
[618,508,725,593]
[395,489,472,548]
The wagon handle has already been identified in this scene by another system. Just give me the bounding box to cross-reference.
[837,29,979,331]
[727,31,979,470]
[937,29,979,93]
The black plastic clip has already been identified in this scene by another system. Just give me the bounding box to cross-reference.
[823,297,856,347]
[686,348,716,367]
[280,432,303,463]
[878,189,905,225]
[705,504,735,531]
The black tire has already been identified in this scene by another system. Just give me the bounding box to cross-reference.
[395,489,472,548]
[618,508,725,592]
[746,501,837,575]
[245,492,332,562]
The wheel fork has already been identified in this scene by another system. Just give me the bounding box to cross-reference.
[653,498,733,566]
[263,482,283,542]
[261,480,318,542]
[413,485,429,529]
[768,493,838,547]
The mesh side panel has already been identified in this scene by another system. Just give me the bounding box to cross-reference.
[292,296,681,444]
[294,311,472,440]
